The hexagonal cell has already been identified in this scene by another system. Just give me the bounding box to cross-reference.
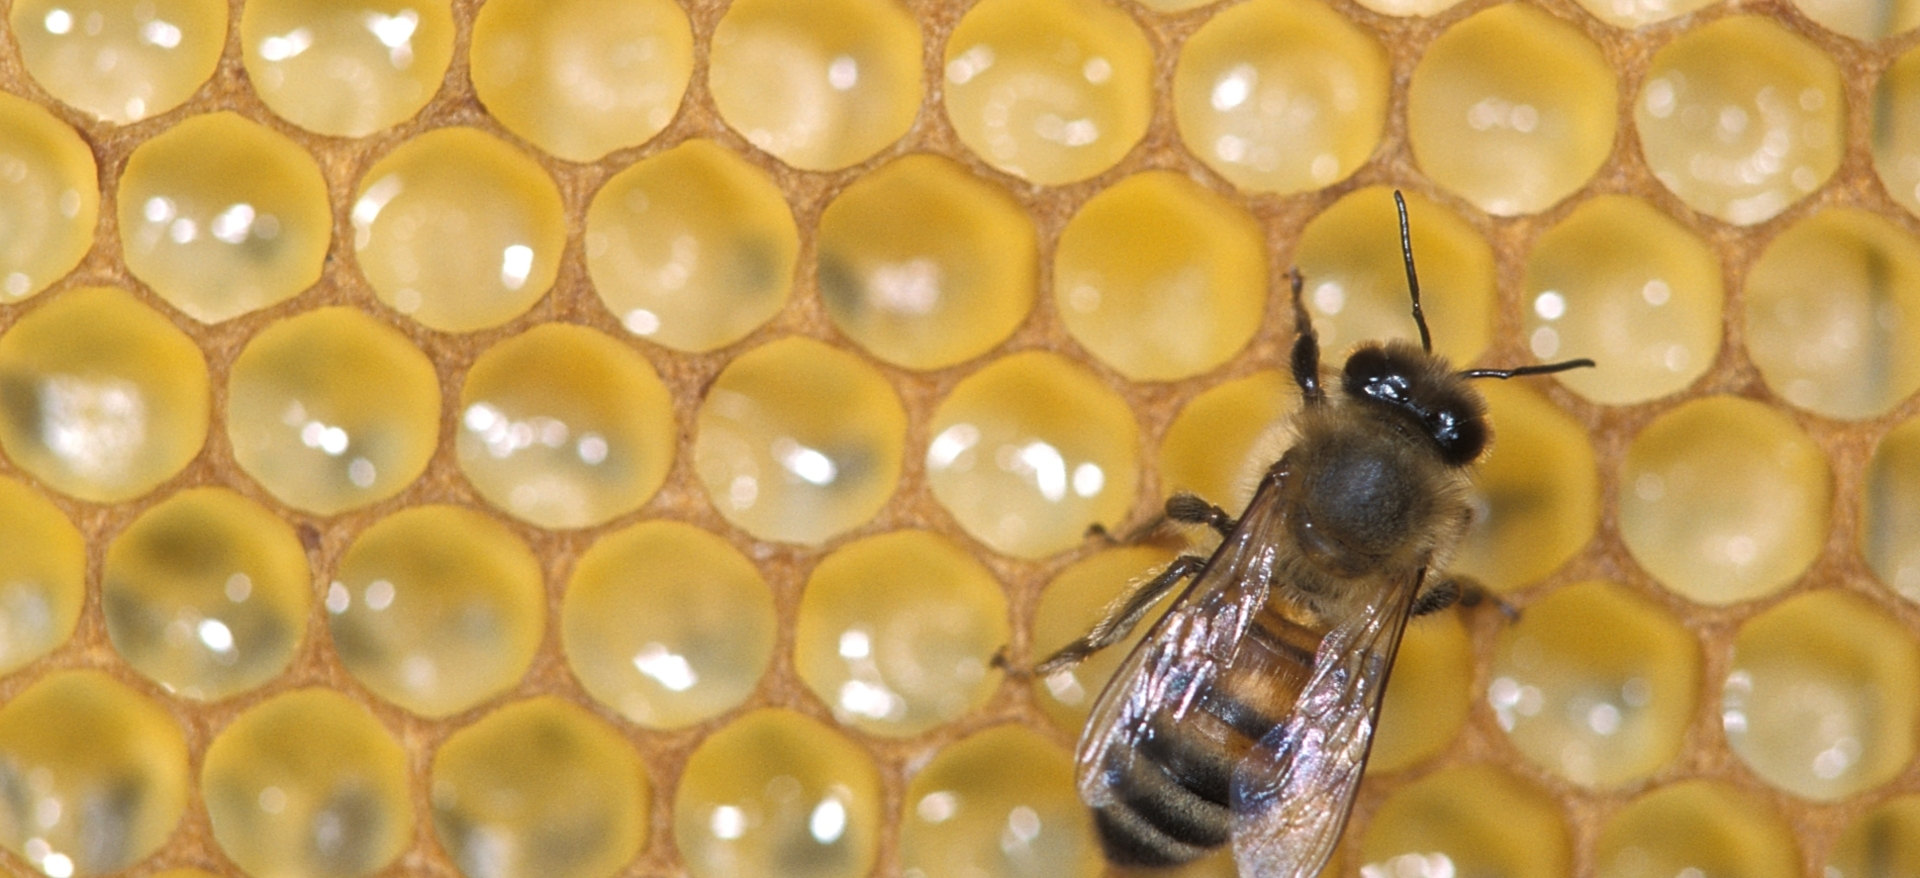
[329,505,545,717]
[1636,16,1843,225]
[118,112,331,324]
[1745,209,1920,420]
[1294,187,1493,365]
[943,0,1153,184]
[0,670,188,877]
[586,140,798,352]
[430,698,650,878]
[1620,396,1829,605]
[1572,0,1715,29]
[10,0,226,123]
[817,154,1036,370]
[1350,0,1466,17]
[1359,765,1570,878]
[0,92,96,303]
[1724,590,1920,801]
[1875,47,1920,219]
[103,487,310,700]
[1595,781,1798,878]
[457,323,676,529]
[1522,195,1723,405]
[1055,171,1266,380]
[241,0,455,137]
[1173,0,1387,195]
[1449,382,1600,593]
[0,286,210,503]
[926,351,1139,558]
[1368,610,1472,774]
[1866,415,1920,602]
[1791,0,1920,40]
[0,477,83,676]
[227,307,440,514]
[901,725,1100,878]
[1827,795,1920,878]
[709,0,922,170]
[1408,4,1616,216]
[796,530,1008,735]
[1490,581,1699,787]
[202,689,413,878]
[1030,544,1180,732]
[1158,370,1295,514]
[695,337,906,544]
[563,520,777,728]
[469,0,692,162]
[351,127,566,332]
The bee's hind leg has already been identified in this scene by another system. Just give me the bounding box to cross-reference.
[1026,555,1209,677]
[1414,576,1519,620]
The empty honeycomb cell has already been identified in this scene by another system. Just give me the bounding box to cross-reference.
[0,92,96,303]
[942,0,1153,185]
[1636,17,1843,226]
[1793,0,1920,40]
[899,725,1100,878]
[1827,795,1920,878]
[1172,0,1387,196]
[925,351,1139,558]
[9,0,226,123]
[1489,580,1700,788]
[585,139,798,352]
[1367,611,1471,775]
[795,530,1008,736]
[1745,209,1920,420]
[1407,4,1616,216]
[102,487,310,700]
[1449,382,1601,593]
[817,153,1036,370]
[1293,186,1493,365]
[1054,171,1267,380]
[1521,195,1723,405]
[1158,370,1294,513]
[117,112,332,324]
[1594,780,1799,878]
[1866,415,1920,602]
[468,0,692,163]
[0,670,188,877]
[1028,544,1179,731]
[328,505,545,717]
[1359,764,1571,878]
[0,286,209,503]
[240,0,455,137]
[202,689,412,878]
[1723,590,1920,801]
[562,520,777,728]
[1875,48,1920,218]
[227,307,439,514]
[674,708,882,878]
[693,337,906,545]
[1619,396,1829,605]
[429,698,650,878]
[0,476,83,676]
[457,323,675,529]
[351,127,565,332]
[708,0,922,171]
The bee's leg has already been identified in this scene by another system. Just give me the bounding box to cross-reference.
[1453,579,1521,621]
[1029,555,1209,676]
[1286,268,1325,405]
[1409,576,1460,617]
[1165,492,1235,537]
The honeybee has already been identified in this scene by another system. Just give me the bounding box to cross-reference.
[1033,192,1593,876]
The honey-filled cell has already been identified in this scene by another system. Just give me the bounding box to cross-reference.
[817,154,1036,370]
[1449,382,1600,594]
[1490,581,1699,788]
[563,520,777,728]
[585,140,798,353]
[1876,48,1920,220]
[1595,781,1799,878]
[0,476,84,676]
[1368,610,1472,774]
[1359,765,1571,878]
[709,0,922,170]
[925,351,1138,558]
[241,0,455,137]
[1158,370,1295,515]
[1866,415,1920,603]
[943,0,1153,184]
[1571,0,1715,28]
[0,286,209,503]
[900,726,1100,878]
[1030,544,1179,732]
[795,530,1007,736]
[469,0,692,162]
[1827,795,1920,878]
[10,0,226,123]
[675,709,882,878]
[1792,0,1920,40]
[1407,4,1616,216]
[1054,171,1266,381]
[0,92,97,303]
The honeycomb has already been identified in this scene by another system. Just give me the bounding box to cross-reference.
[0,0,1918,876]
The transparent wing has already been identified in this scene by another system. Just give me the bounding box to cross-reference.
[1227,567,1423,878]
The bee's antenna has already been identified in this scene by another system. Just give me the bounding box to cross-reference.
[1394,190,1434,355]
[1461,358,1596,380]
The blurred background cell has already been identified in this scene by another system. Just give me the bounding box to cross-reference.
[1449,382,1600,594]
[1359,765,1570,878]
[1866,415,1920,603]
[1367,612,1471,774]
[1158,370,1295,514]
[0,286,209,502]
[469,0,692,162]
[1571,0,1715,28]
[118,112,332,323]
[10,0,226,123]
[1875,47,1920,219]
[1029,545,1180,732]
[241,0,455,137]
[1595,781,1799,878]
[586,140,797,352]
[0,92,96,303]
[900,726,1100,878]
[1791,0,1920,40]
[1827,795,1920,878]
[0,477,84,676]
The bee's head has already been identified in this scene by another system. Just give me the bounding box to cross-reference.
[1340,341,1487,467]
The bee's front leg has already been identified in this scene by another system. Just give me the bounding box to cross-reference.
[1019,555,1210,677]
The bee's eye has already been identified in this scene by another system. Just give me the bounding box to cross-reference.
[1342,347,1410,404]
[1429,405,1485,465]
[1342,346,1487,465]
